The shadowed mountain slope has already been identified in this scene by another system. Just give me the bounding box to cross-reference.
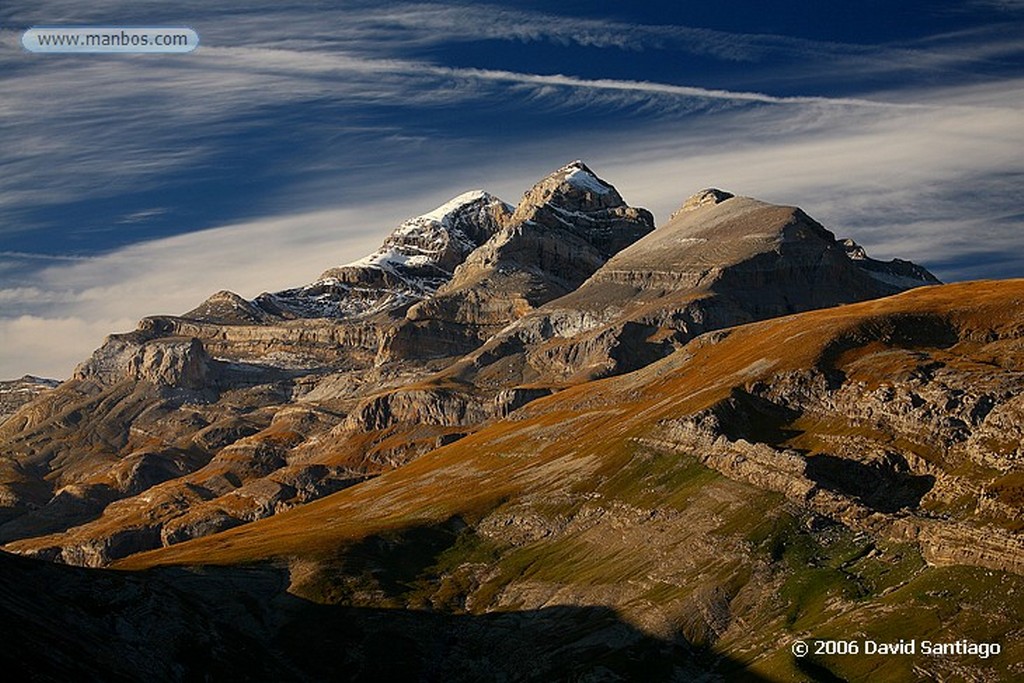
[0,550,770,682]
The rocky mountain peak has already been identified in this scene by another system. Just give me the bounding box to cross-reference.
[509,161,654,259]
[671,188,735,218]
[512,160,625,220]
[329,190,512,282]
[246,191,513,321]
[376,163,656,362]
[184,290,268,324]
[386,190,512,257]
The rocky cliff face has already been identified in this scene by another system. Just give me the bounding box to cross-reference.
[75,333,213,389]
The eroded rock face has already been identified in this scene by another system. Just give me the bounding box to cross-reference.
[0,376,59,426]
[74,334,212,389]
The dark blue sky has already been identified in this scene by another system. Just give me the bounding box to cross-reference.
[2,1,1023,376]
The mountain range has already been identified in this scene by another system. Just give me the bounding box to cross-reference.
[2,162,1020,682]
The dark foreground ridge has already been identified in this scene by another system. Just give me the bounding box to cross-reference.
[0,550,772,682]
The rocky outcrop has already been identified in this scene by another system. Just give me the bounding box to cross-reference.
[344,388,491,432]
[0,376,59,425]
[892,517,1024,575]
[74,333,213,389]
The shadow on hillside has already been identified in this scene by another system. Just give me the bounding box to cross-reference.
[0,551,787,682]
[804,453,935,513]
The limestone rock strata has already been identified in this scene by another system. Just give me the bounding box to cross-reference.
[633,292,1024,575]
[0,376,59,425]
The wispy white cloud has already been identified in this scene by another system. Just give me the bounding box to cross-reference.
[0,204,397,378]
[4,0,1018,219]
[1,34,936,225]
[6,74,1022,379]
[0,251,94,262]
[431,65,931,109]
[596,82,1024,274]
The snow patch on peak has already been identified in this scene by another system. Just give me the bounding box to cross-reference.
[420,190,491,222]
[344,247,437,274]
[840,238,868,260]
[558,161,612,195]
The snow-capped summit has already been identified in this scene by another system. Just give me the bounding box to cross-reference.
[513,160,629,221]
[338,190,512,278]
[419,190,495,223]
[557,160,614,195]
[250,190,512,320]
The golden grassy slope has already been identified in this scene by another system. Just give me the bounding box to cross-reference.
[118,280,1024,570]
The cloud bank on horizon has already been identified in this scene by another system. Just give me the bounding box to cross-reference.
[1,0,1023,378]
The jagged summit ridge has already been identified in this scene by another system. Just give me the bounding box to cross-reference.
[509,161,653,260]
[184,162,652,326]
[185,162,654,326]
[338,190,512,276]
[241,190,513,321]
